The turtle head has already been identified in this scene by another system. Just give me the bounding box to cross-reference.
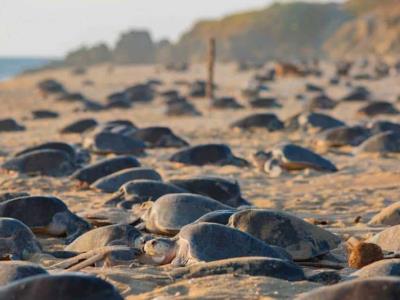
[143,238,177,265]
[132,201,154,220]
[252,151,273,170]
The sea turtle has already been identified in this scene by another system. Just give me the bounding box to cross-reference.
[0,119,25,132]
[129,127,189,148]
[0,196,90,243]
[133,193,232,235]
[171,257,305,282]
[341,86,371,102]
[170,176,250,207]
[249,97,282,109]
[189,80,207,97]
[56,92,86,102]
[297,277,400,300]
[230,113,284,131]
[306,94,336,111]
[358,101,399,117]
[14,142,87,164]
[0,273,123,300]
[0,192,29,203]
[352,259,400,278]
[124,83,154,102]
[368,121,400,135]
[297,112,345,132]
[368,225,400,252]
[165,100,202,116]
[60,118,98,134]
[228,209,341,260]
[91,168,162,193]
[105,180,187,208]
[305,83,324,93]
[169,144,249,167]
[71,155,140,185]
[253,144,337,175]
[142,222,290,266]
[65,224,146,253]
[0,218,42,260]
[314,126,372,148]
[369,202,400,226]
[37,79,65,95]
[193,210,237,225]
[0,261,48,285]
[357,131,400,154]
[83,131,145,155]
[2,149,76,177]
[31,110,59,119]
[210,97,244,109]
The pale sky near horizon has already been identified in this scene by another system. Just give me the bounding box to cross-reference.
[0,0,342,57]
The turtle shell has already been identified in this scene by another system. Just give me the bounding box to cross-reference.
[228,209,341,260]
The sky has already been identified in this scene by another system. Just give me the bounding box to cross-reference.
[0,0,342,58]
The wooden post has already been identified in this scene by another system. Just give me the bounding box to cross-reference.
[207,37,216,100]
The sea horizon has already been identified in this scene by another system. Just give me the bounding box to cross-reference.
[0,56,59,82]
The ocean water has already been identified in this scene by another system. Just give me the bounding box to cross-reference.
[0,57,54,81]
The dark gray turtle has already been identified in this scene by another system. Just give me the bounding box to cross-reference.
[129,127,189,148]
[0,274,123,300]
[169,144,249,167]
[165,100,202,116]
[249,97,282,109]
[65,224,145,253]
[193,210,237,225]
[0,196,90,243]
[31,110,59,119]
[91,168,162,193]
[230,113,284,131]
[210,97,244,110]
[171,257,305,281]
[358,101,399,117]
[71,155,140,185]
[0,119,25,132]
[83,132,145,155]
[124,83,154,102]
[104,119,137,129]
[341,86,370,102]
[358,131,400,154]
[142,222,290,266]
[133,193,232,235]
[369,202,400,226]
[60,118,98,134]
[368,225,400,252]
[14,142,87,164]
[189,80,207,97]
[297,112,345,132]
[2,149,75,177]
[170,176,250,207]
[297,277,400,300]
[0,218,42,260]
[105,179,187,208]
[0,192,30,203]
[305,83,324,93]
[369,121,400,135]
[352,259,400,278]
[56,92,86,102]
[307,94,337,111]
[228,209,341,260]
[37,79,65,95]
[314,126,372,148]
[253,144,337,175]
[0,261,47,285]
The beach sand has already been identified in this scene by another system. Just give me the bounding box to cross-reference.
[0,63,399,298]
